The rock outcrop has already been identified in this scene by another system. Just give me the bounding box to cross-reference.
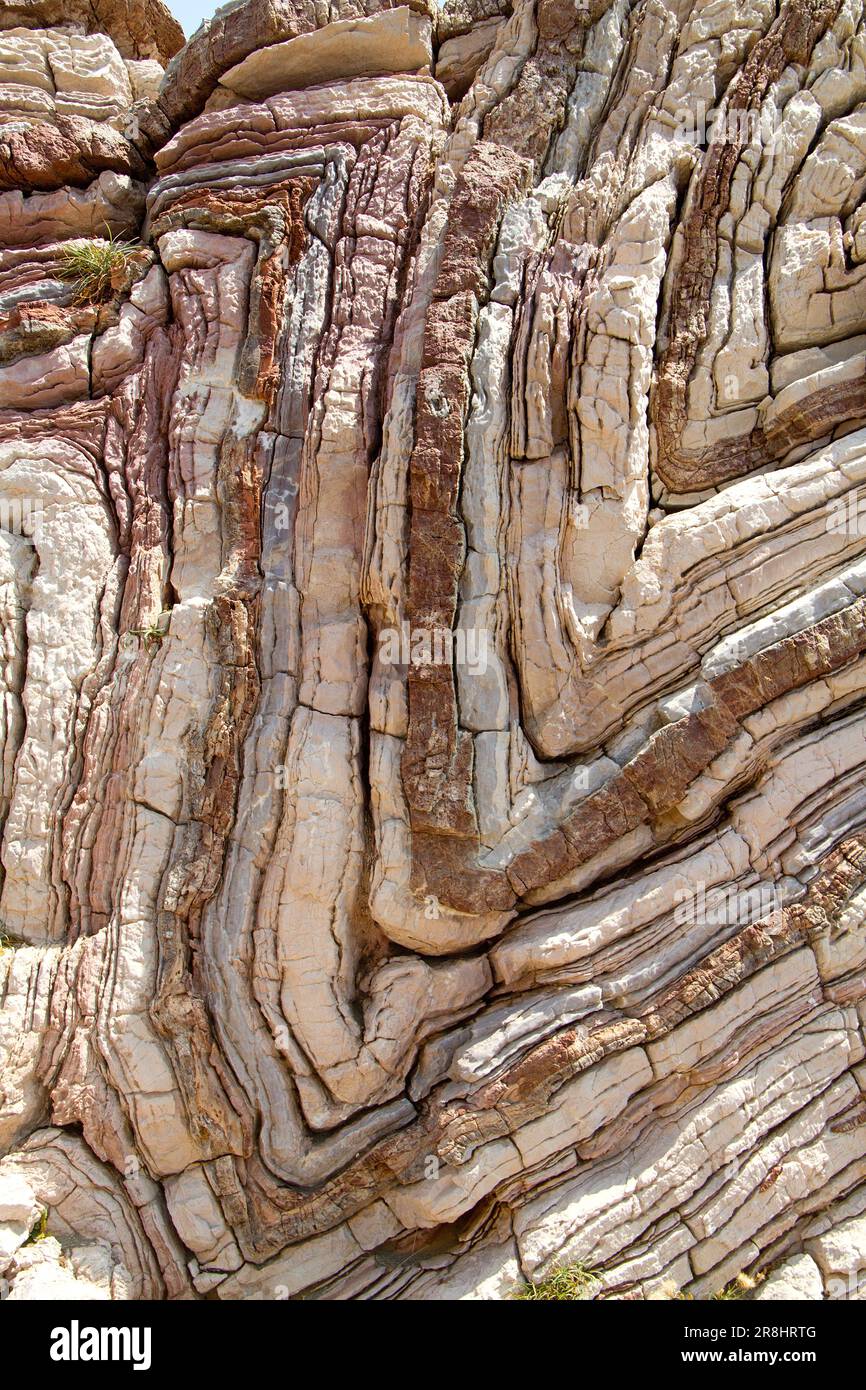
[2,0,866,1301]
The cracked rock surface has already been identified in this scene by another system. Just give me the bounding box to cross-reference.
[2,0,866,1301]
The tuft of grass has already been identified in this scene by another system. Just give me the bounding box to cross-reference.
[649,1279,689,1300]
[712,1272,759,1300]
[516,1262,600,1301]
[58,232,144,306]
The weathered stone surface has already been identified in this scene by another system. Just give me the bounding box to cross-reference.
[2,0,866,1305]
[435,18,503,101]
[218,7,433,102]
[145,0,437,138]
[0,1,183,64]
[752,1252,824,1301]
[0,29,134,130]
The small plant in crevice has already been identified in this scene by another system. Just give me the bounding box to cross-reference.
[711,1271,761,1300]
[58,231,146,306]
[515,1261,601,1301]
[24,1209,50,1246]
[646,1279,690,1300]
[128,618,170,657]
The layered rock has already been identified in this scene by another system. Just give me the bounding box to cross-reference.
[1,0,866,1302]
[0,1,183,64]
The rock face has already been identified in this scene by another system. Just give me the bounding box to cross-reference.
[1,0,866,1302]
[0,1,183,64]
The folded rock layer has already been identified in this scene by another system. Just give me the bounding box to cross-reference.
[2,0,866,1301]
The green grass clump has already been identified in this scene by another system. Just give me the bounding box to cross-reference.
[58,233,143,306]
[516,1262,600,1301]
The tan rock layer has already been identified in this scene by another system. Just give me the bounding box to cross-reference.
[0,0,184,63]
[653,0,847,494]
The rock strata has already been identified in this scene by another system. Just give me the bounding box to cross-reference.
[2,0,866,1302]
